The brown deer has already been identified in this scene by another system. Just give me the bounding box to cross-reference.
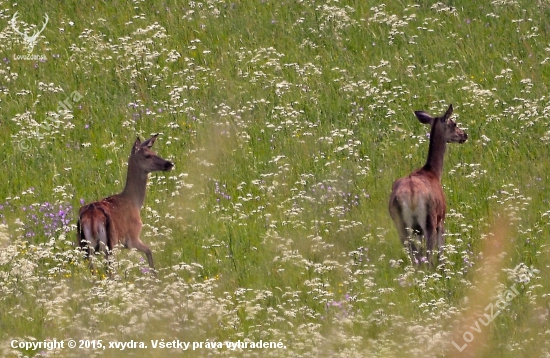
[77,134,173,274]
[389,104,467,266]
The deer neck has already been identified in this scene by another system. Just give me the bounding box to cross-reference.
[120,160,148,209]
[423,120,447,180]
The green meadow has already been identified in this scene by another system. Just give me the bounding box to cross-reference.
[0,0,549,356]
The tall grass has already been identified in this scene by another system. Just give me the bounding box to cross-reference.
[1,0,549,356]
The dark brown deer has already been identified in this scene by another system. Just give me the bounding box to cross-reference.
[77,135,173,274]
[389,104,467,266]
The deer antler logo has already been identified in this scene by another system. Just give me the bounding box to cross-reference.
[10,12,49,54]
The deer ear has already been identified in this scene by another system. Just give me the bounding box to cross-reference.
[131,137,141,154]
[444,104,453,119]
[141,134,158,148]
[415,111,433,125]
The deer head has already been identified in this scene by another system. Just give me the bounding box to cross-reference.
[415,104,468,144]
[130,135,174,173]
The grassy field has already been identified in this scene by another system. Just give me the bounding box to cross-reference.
[1,0,549,356]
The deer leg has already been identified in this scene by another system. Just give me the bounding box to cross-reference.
[77,220,95,271]
[403,227,422,265]
[84,245,97,272]
[436,221,445,266]
[82,240,100,274]
[426,231,437,267]
[407,231,422,265]
[411,231,423,264]
[408,236,418,264]
[83,244,106,276]
[127,237,155,272]
[390,211,416,263]
[96,227,114,277]
[103,246,116,279]
[425,215,437,267]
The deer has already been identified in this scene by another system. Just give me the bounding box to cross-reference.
[10,12,49,53]
[389,104,467,267]
[77,134,173,275]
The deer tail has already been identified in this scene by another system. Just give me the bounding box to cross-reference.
[96,206,112,251]
[77,204,112,256]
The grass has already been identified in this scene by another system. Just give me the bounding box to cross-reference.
[1,0,550,356]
